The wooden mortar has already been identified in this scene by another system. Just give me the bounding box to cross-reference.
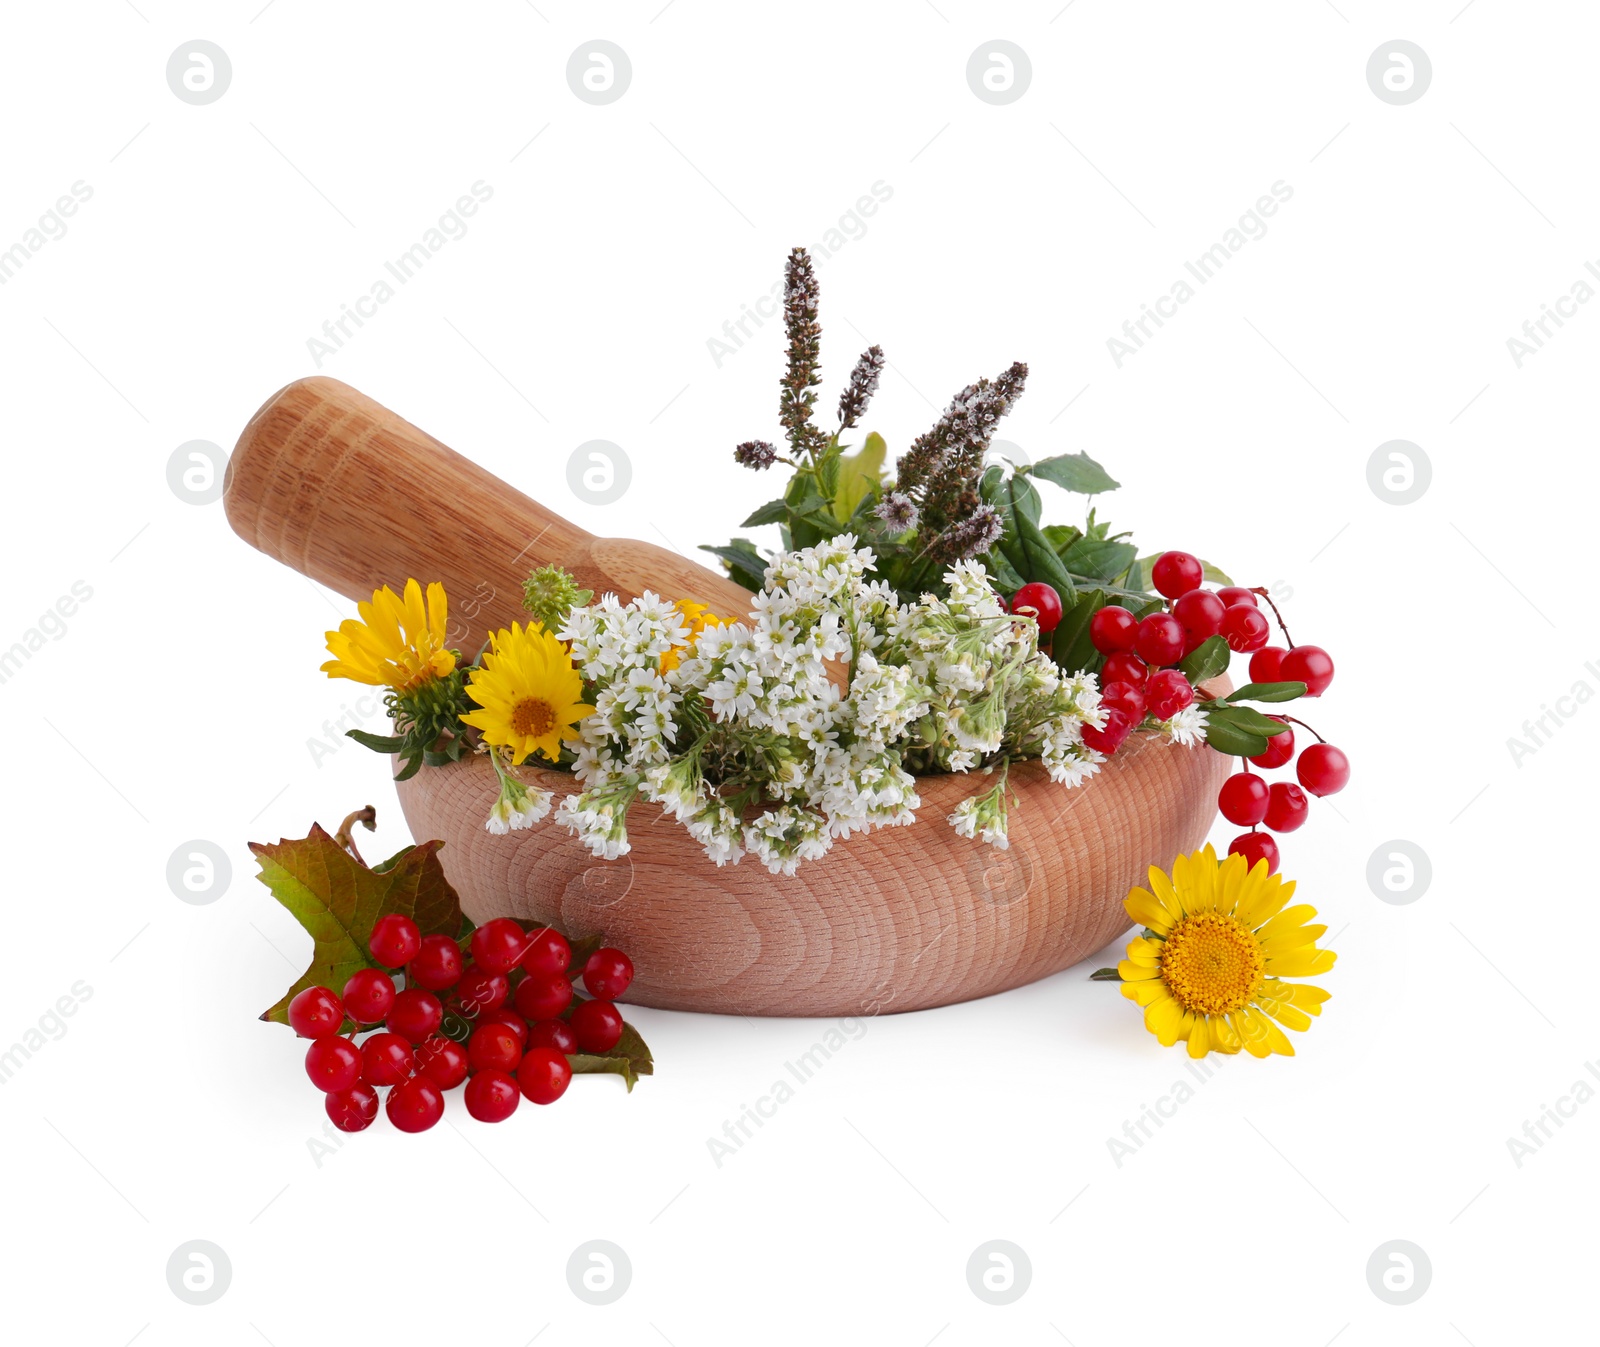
[227,377,1232,1017]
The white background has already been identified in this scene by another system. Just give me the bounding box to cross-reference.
[0,2,1591,1343]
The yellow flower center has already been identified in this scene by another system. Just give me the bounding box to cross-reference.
[1159,912,1264,1016]
[511,697,557,739]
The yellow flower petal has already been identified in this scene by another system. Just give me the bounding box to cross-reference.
[1124,887,1175,935]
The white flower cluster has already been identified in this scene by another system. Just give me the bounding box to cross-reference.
[538,538,1118,874]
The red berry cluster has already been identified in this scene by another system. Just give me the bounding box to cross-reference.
[1080,551,1225,756]
[288,915,634,1134]
[1081,550,1349,876]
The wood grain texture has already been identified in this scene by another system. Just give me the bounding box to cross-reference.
[394,734,1234,1017]
[223,376,754,629]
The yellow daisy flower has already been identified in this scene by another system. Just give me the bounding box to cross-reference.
[460,622,594,765]
[322,579,456,693]
[1117,846,1335,1058]
[659,599,725,673]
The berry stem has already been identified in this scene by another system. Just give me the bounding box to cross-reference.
[334,805,376,865]
[1279,715,1326,744]
[1249,587,1296,648]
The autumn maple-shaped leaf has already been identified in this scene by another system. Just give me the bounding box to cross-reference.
[253,824,466,1025]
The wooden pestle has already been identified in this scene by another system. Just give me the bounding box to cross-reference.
[223,377,754,638]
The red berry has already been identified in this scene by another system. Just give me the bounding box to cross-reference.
[1263,781,1310,833]
[1296,743,1350,796]
[570,999,625,1054]
[1280,645,1335,697]
[387,988,444,1044]
[360,1031,416,1087]
[470,918,528,976]
[1100,652,1148,688]
[288,986,344,1040]
[1249,646,1287,683]
[1089,605,1139,654]
[1220,604,1270,653]
[342,968,396,1024]
[415,1035,469,1090]
[1217,586,1256,608]
[527,1019,578,1055]
[1100,680,1146,724]
[582,949,635,1001]
[468,1022,523,1074]
[1152,551,1204,599]
[519,929,571,977]
[305,1036,363,1093]
[465,1069,522,1123]
[478,1008,529,1051]
[410,935,463,991]
[1081,708,1134,755]
[386,1075,445,1133]
[1248,718,1294,769]
[1134,613,1185,667]
[513,972,573,1021]
[1217,772,1269,826]
[1173,590,1225,644]
[326,1083,379,1132]
[454,966,510,1016]
[1228,831,1280,875]
[517,1046,573,1105]
[1011,582,1063,633]
[369,914,421,968]
[1144,669,1195,722]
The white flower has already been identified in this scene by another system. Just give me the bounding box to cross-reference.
[1161,705,1209,747]
[485,779,552,833]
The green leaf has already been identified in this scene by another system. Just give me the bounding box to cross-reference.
[1202,715,1270,758]
[1057,537,1138,584]
[1224,681,1307,704]
[1217,705,1292,738]
[1124,557,1144,593]
[982,546,1027,595]
[1179,635,1231,684]
[1015,510,1076,600]
[699,540,767,592]
[1041,524,1082,554]
[252,824,465,1026]
[1027,451,1121,496]
[1202,703,1290,756]
[570,1021,655,1092]
[345,728,405,753]
[832,431,887,522]
[1052,589,1112,676]
[740,498,789,528]
[817,450,841,504]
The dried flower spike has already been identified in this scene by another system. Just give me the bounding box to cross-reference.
[734,439,778,471]
[778,247,826,460]
[838,345,885,430]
